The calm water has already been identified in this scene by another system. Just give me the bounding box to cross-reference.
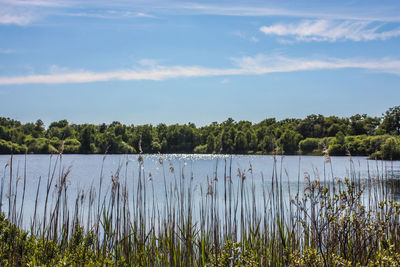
[0,154,398,227]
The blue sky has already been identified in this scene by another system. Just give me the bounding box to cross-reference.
[0,0,399,126]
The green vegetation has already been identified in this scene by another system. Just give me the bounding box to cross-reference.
[0,153,400,266]
[1,106,400,159]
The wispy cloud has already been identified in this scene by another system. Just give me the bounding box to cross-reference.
[221,78,230,84]
[0,7,36,25]
[66,10,155,19]
[0,0,60,26]
[0,0,65,7]
[0,55,399,85]
[172,3,400,23]
[260,20,400,42]
[0,48,18,54]
[2,1,400,26]
[0,0,70,26]
[18,1,395,24]
[232,31,259,43]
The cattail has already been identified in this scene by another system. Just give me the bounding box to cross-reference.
[346,147,353,163]
[237,168,246,181]
[138,136,143,154]
[59,141,65,156]
[323,146,331,163]
[207,183,213,196]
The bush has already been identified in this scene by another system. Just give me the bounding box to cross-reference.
[194,144,208,154]
[328,143,345,156]
[119,141,135,154]
[151,141,162,153]
[299,138,319,153]
[345,135,367,155]
[381,137,400,160]
[0,139,27,154]
[63,138,81,153]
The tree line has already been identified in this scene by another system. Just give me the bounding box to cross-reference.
[1,106,400,159]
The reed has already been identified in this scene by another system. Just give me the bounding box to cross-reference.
[0,152,399,266]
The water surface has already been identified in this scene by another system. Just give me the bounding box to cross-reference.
[0,154,398,227]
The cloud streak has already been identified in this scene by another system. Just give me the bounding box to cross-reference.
[168,3,400,23]
[2,1,400,26]
[260,20,400,42]
[0,7,36,25]
[0,55,399,85]
[0,0,69,25]
[66,10,155,19]
[0,0,66,7]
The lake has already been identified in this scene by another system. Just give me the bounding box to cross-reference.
[0,154,399,228]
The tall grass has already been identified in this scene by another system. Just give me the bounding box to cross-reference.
[0,150,399,266]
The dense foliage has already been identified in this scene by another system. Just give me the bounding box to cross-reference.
[1,106,400,159]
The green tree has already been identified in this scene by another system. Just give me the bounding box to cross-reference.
[381,137,400,160]
[206,135,215,153]
[258,135,275,153]
[49,119,69,129]
[34,119,45,137]
[299,138,319,154]
[234,131,248,154]
[278,130,302,154]
[328,131,346,155]
[79,125,97,153]
[380,106,400,135]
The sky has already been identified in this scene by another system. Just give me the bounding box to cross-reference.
[0,0,399,127]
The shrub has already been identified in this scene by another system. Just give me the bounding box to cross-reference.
[299,138,319,153]
[63,138,81,153]
[0,139,27,154]
[194,144,208,153]
[328,143,345,155]
[381,137,400,160]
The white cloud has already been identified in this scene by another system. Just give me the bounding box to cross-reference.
[260,20,400,42]
[66,10,155,19]
[134,12,154,18]
[0,0,70,26]
[1,1,399,27]
[0,55,400,85]
[0,8,36,25]
[173,3,400,23]
[0,0,65,7]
